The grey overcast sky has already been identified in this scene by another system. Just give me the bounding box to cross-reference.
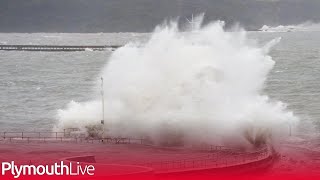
[0,0,319,32]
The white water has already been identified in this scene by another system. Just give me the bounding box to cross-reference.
[55,18,298,148]
[260,22,320,32]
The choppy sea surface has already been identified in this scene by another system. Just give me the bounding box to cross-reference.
[0,32,320,151]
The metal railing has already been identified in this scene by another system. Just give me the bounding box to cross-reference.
[0,130,272,173]
[0,130,147,144]
[135,147,271,172]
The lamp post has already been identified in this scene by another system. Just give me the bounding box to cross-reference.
[289,124,292,136]
[100,77,106,142]
[101,77,105,126]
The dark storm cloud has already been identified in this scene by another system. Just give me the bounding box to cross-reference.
[0,0,319,32]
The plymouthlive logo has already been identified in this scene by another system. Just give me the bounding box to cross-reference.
[1,161,95,178]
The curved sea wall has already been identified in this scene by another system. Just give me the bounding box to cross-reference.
[62,147,276,179]
[156,146,275,177]
[158,151,275,178]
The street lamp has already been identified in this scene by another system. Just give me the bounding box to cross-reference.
[101,77,105,126]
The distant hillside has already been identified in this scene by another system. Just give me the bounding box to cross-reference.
[0,0,320,32]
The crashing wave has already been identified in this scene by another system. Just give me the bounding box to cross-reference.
[55,15,298,148]
[259,22,320,32]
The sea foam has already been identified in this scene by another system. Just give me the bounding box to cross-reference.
[55,16,298,148]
